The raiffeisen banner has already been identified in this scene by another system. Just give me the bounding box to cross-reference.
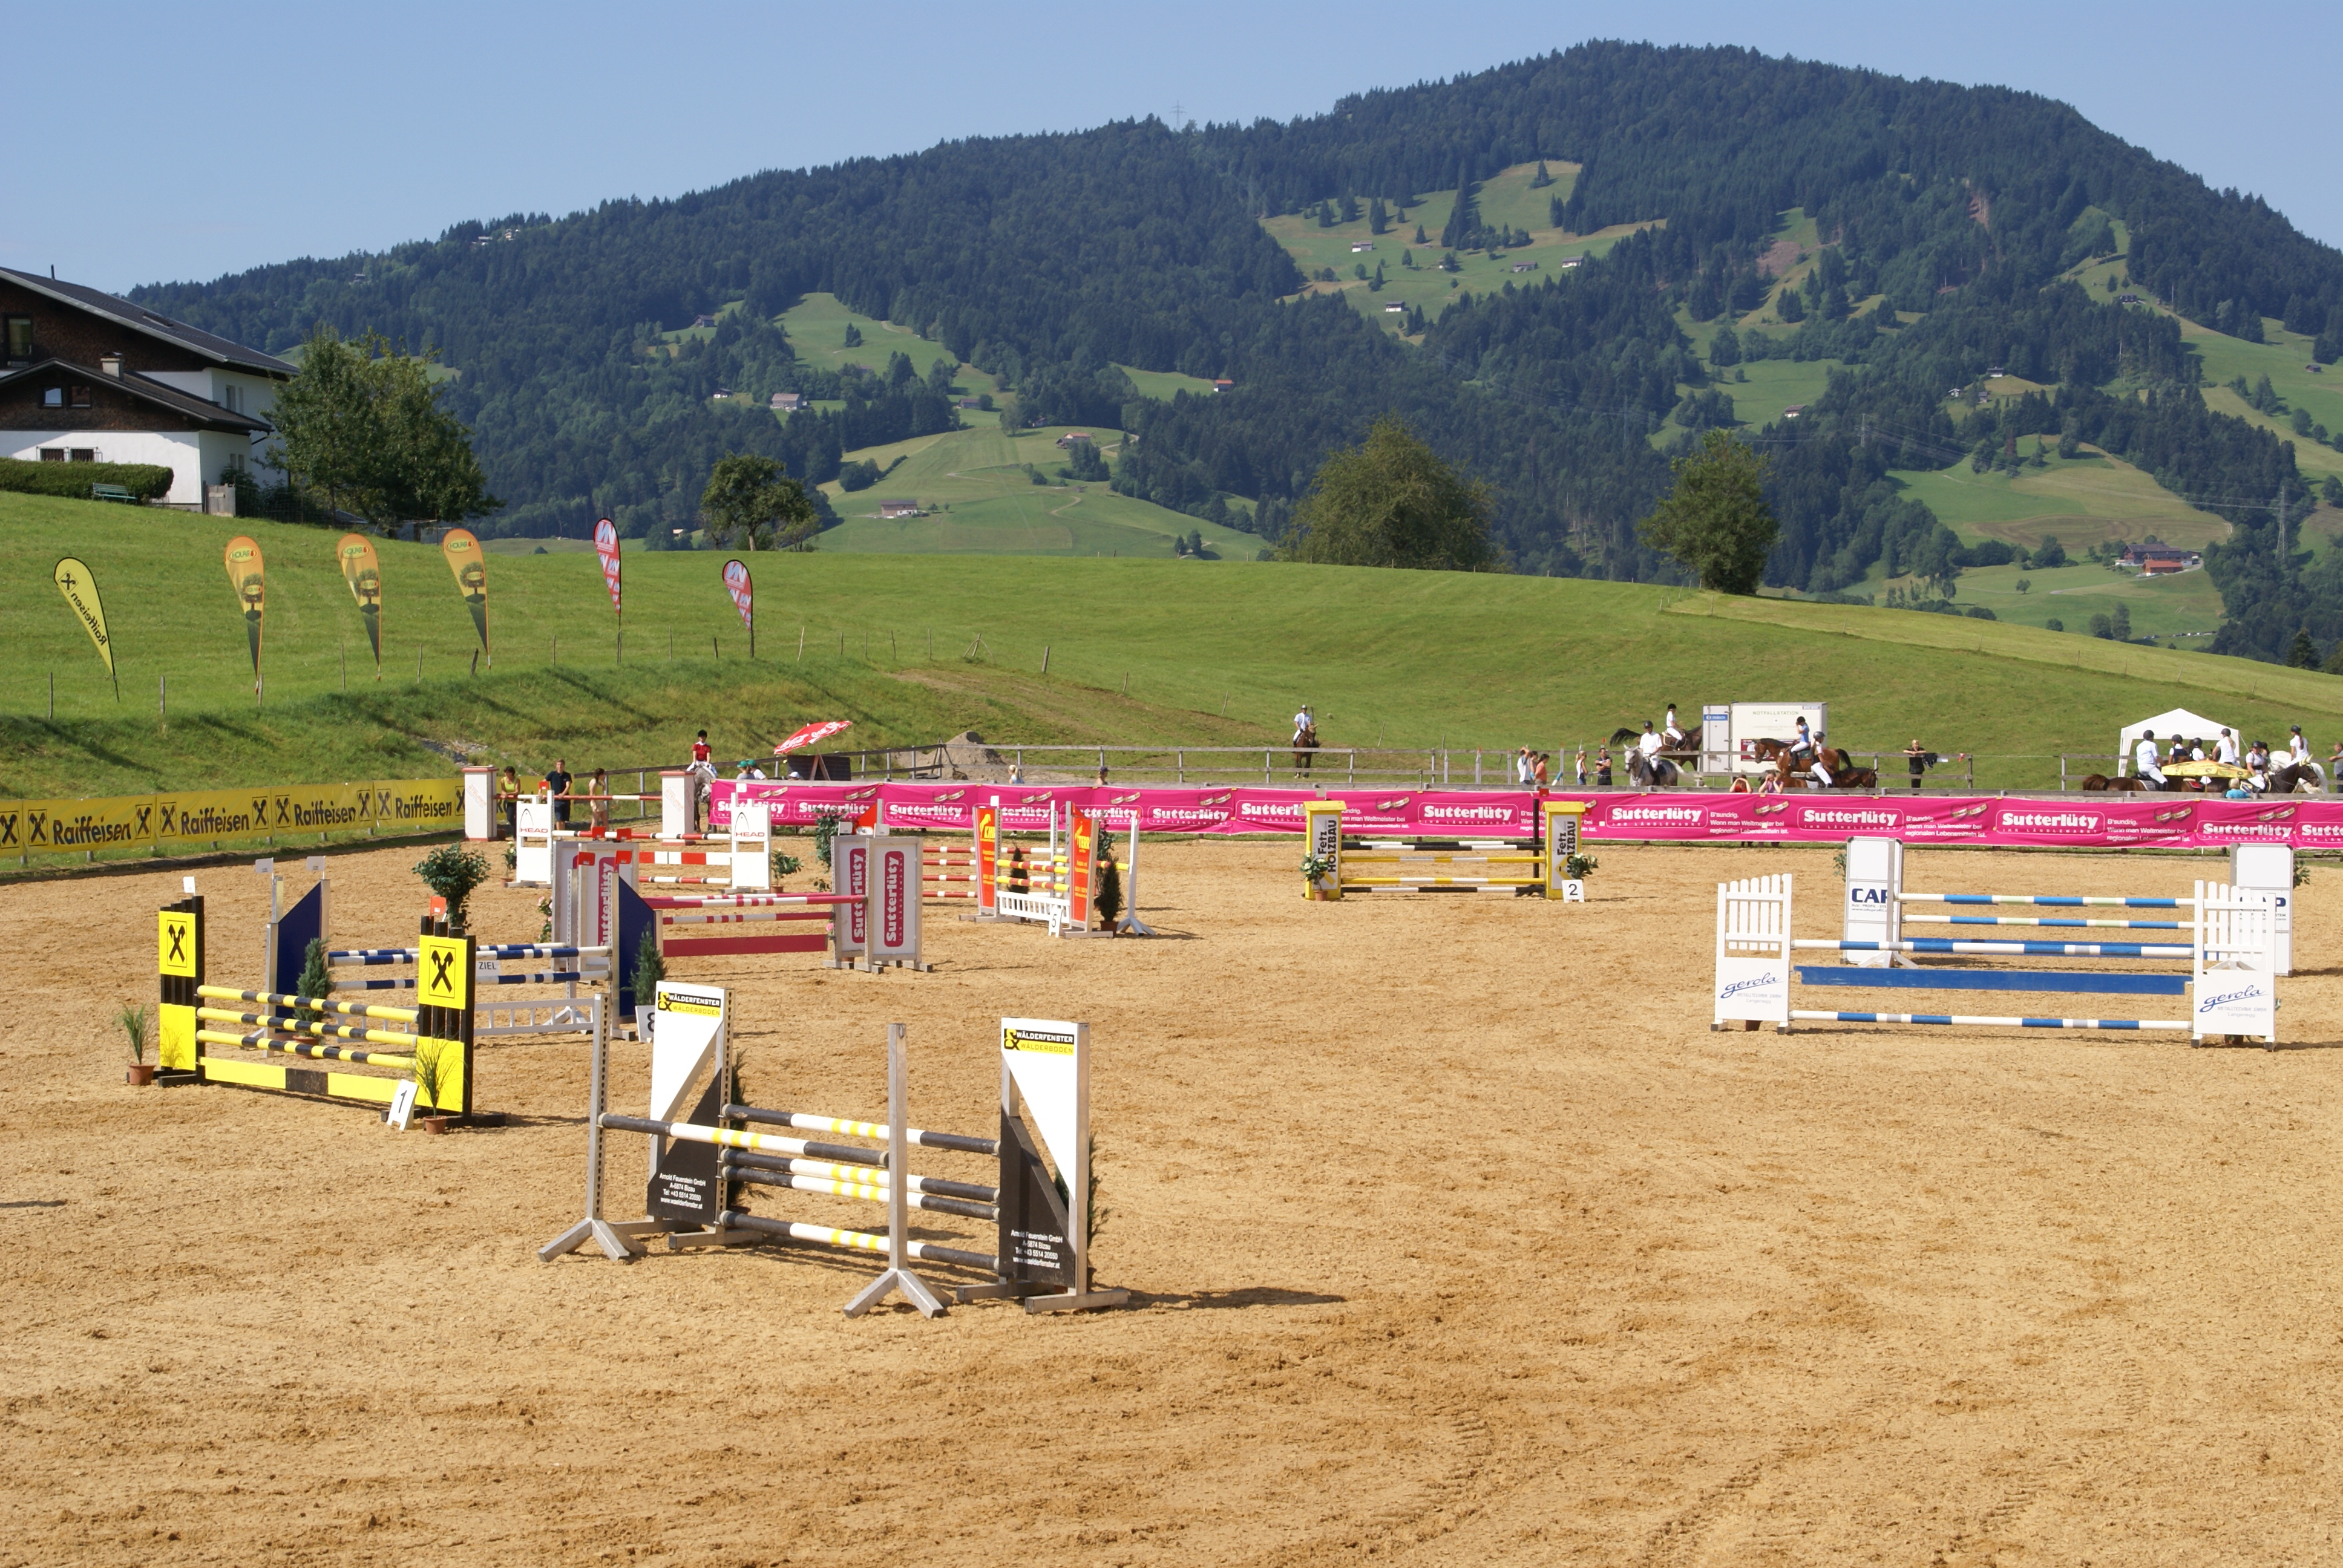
[703,780,2343,849]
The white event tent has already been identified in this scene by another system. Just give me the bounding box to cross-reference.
[2115,707,2237,774]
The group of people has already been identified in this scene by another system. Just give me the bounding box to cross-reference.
[494,757,613,837]
[2131,726,2332,794]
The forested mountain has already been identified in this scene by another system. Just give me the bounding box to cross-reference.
[133,42,2343,659]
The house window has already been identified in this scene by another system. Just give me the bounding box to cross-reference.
[43,386,62,407]
[221,383,243,414]
[38,448,64,462]
[4,316,28,361]
[70,385,93,408]
[69,448,94,462]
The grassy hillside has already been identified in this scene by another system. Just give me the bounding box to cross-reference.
[1258,163,1657,340]
[816,426,1262,558]
[10,492,2343,808]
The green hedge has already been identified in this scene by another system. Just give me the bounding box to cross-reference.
[0,456,175,501]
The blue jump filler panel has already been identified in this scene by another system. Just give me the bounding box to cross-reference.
[1794,965,2187,996]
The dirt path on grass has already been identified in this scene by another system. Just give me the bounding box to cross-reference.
[3,839,2339,1565]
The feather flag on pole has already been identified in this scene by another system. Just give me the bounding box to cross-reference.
[594,517,623,662]
[52,557,119,698]
[441,527,490,665]
[723,558,754,658]
[223,535,266,702]
[337,533,384,676]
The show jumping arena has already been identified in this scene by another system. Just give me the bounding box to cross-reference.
[9,835,2343,1563]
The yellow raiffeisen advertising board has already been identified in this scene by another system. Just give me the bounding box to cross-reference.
[0,778,463,857]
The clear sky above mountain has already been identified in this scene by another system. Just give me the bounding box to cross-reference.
[8,0,2336,292]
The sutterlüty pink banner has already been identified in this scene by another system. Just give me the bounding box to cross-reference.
[706,780,2343,851]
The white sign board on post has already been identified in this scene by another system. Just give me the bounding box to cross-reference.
[1729,702,1830,776]
[1841,836,1902,969]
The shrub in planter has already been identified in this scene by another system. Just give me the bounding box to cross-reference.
[412,843,490,929]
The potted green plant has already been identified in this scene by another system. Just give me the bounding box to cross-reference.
[295,938,330,1026]
[771,848,802,890]
[412,843,491,931]
[1094,851,1122,933]
[119,1001,154,1085]
[412,1039,452,1134]
[1299,852,1335,899]
[631,928,664,1041]
[1558,850,1598,901]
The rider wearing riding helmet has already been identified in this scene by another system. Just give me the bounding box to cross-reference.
[2132,730,2166,788]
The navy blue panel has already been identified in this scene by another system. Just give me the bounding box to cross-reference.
[273,881,327,996]
[617,880,655,1016]
[1797,965,2186,996]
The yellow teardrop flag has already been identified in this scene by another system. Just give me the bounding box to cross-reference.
[223,535,265,683]
[338,533,384,675]
[441,526,489,663]
[51,556,118,697]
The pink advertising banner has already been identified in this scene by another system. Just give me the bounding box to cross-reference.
[706,780,2343,851]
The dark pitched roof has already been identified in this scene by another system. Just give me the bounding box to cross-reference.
[0,269,296,379]
[0,357,273,432]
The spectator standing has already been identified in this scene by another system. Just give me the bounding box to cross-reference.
[1532,752,1552,787]
[1594,744,1613,788]
[588,767,611,834]
[544,757,573,828]
[1903,739,1932,792]
[498,764,521,839]
[1575,747,1588,788]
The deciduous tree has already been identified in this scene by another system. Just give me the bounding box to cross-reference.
[269,325,498,531]
[1280,417,1498,570]
[1636,430,1778,594]
[701,453,817,550]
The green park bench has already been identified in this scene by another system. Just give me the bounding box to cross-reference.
[89,483,137,504]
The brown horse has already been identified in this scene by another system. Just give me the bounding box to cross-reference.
[1292,724,1319,777]
[2079,774,2163,792]
[1747,737,1876,789]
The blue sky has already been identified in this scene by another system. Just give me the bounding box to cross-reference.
[8,1,2338,292]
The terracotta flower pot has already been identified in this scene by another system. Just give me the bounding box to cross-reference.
[419,1116,450,1135]
[125,1063,156,1086]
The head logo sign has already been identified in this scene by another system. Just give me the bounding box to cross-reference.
[158,910,197,976]
[419,933,471,1007]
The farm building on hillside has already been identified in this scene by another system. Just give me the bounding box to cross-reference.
[1510,261,1536,273]
[691,314,719,328]
[876,498,919,518]
[1213,379,1234,393]
[1781,405,1806,419]
[0,266,290,509]
[770,392,805,411]
[1384,302,1405,312]
[1055,431,1092,448]
[1559,256,1584,269]
[2120,544,2201,574]
[1350,241,1374,253]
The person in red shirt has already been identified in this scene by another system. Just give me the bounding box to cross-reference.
[690,730,711,766]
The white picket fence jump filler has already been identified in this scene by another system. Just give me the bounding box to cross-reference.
[1714,869,2279,1044]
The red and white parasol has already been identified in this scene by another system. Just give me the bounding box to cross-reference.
[774,719,854,756]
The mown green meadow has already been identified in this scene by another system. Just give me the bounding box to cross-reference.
[9,492,2343,813]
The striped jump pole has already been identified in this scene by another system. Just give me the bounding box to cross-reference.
[1905,893,2197,909]
[1791,1011,2191,1031]
[194,1005,419,1049]
[722,1148,1000,1201]
[197,985,421,1024]
[721,1165,998,1223]
[1903,915,2187,930]
[711,1212,997,1274]
[1795,938,2194,959]
[191,1028,418,1068]
[725,1102,998,1155]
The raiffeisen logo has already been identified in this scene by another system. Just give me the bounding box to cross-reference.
[2002,811,2100,830]
[1611,805,1705,823]
[1797,808,1899,827]
[1423,803,1515,821]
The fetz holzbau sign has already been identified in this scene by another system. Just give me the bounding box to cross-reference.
[0,778,462,857]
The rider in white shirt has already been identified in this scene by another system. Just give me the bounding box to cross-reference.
[2132,731,2166,788]
[2289,727,2325,786]
[1637,722,1664,760]
[1806,731,1833,788]
[2217,729,2240,766]
[1663,704,1683,744]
